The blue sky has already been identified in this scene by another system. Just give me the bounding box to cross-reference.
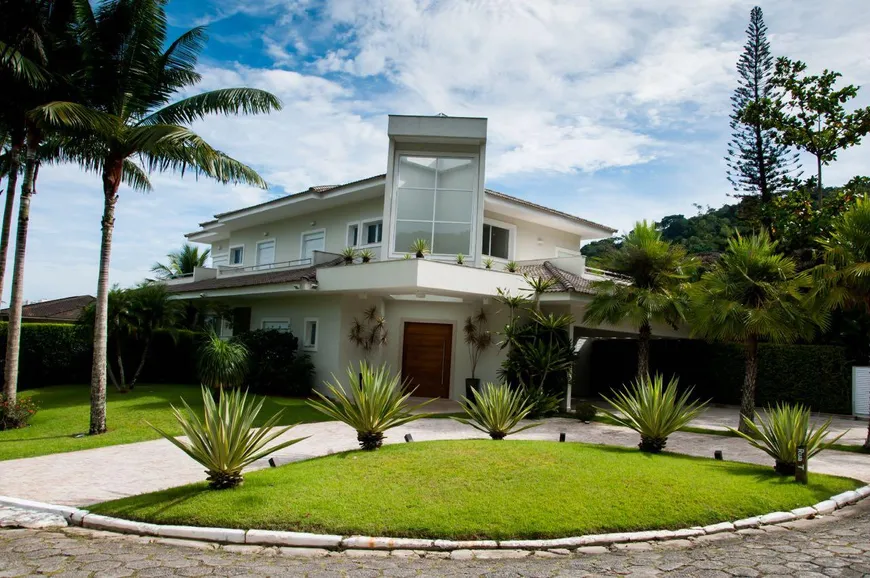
[12,0,870,302]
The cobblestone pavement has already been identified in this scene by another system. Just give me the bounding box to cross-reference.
[0,501,868,577]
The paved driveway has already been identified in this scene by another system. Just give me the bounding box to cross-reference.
[1,499,869,577]
[1,417,868,507]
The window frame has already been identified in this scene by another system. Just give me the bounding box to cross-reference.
[228,244,245,266]
[299,228,327,261]
[261,318,291,332]
[346,223,359,247]
[481,217,516,262]
[255,238,277,269]
[302,317,319,351]
[346,218,383,248]
[388,152,479,260]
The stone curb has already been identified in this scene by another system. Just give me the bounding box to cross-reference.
[2,484,869,552]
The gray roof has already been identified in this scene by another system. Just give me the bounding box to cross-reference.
[166,258,343,294]
[516,262,595,295]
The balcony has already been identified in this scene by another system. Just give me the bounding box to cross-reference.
[163,252,341,286]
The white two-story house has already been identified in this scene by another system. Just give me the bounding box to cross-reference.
[168,115,671,402]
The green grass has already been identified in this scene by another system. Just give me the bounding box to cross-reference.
[0,384,328,461]
[90,440,860,540]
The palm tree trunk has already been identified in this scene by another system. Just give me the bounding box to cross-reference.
[738,335,759,434]
[637,322,651,380]
[129,335,151,389]
[0,139,22,310]
[89,158,122,435]
[2,130,39,403]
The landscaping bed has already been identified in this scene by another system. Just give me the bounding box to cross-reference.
[0,385,327,461]
[90,440,861,540]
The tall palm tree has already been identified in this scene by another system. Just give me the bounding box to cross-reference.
[0,0,80,403]
[690,233,822,433]
[151,243,210,279]
[816,196,870,449]
[584,221,698,378]
[35,0,281,434]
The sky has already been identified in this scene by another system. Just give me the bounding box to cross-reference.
[7,0,870,303]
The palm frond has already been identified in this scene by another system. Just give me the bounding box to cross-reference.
[140,88,282,126]
[30,101,119,137]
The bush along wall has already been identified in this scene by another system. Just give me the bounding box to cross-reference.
[0,323,202,390]
[590,339,852,415]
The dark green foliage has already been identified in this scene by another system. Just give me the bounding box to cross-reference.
[590,339,852,414]
[0,394,38,429]
[234,329,315,397]
[0,322,202,388]
[574,402,597,421]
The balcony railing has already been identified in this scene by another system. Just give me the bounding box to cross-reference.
[217,257,313,276]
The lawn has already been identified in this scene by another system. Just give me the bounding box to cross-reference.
[90,440,860,540]
[0,384,329,461]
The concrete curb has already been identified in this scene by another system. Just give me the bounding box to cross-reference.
[1,484,869,552]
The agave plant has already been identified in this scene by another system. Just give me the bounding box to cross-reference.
[308,363,435,450]
[456,253,465,265]
[197,331,249,392]
[150,387,306,489]
[452,382,539,440]
[359,248,375,263]
[504,260,519,272]
[483,257,494,269]
[730,404,846,475]
[411,238,430,258]
[341,246,358,264]
[601,374,708,453]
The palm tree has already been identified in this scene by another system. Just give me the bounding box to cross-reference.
[816,197,870,449]
[151,243,210,279]
[0,0,80,403]
[690,233,822,433]
[584,221,697,378]
[35,0,281,434]
[126,282,177,387]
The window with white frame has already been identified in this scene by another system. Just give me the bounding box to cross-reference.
[393,156,475,255]
[482,223,511,260]
[256,240,276,268]
[229,245,244,265]
[363,220,383,245]
[301,230,325,261]
[262,319,290,332]
[347,224,359,247]
[303,318,318,350]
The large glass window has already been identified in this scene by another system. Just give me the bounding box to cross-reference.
[393,156,475,255]
[482,224,510,260]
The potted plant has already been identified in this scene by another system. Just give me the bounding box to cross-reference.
[456,253,465,265]
[411,238,429,258]
[359,248,375,263]
[463,309,492,398]
[483,257,494,269]
[504,260,518,272]
[341,246,357,265]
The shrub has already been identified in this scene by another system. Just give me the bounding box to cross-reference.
[574,402,598,421]
[522,384,562,419]
[150,386,305,489]
[453,382,539,440]
[234,329,314,396]
[590,339,852,414]
[309,362,434,450]
[197,331,248,391]
[730,403,846,475]
[601,374,708,453]
[0,395,38,430]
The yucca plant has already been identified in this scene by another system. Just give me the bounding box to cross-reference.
[729,403,846,475]
[452,382,539,440]
[601,374,708,453]
[504,260,519,272]
[150,387,306,489]
[359,248,375,263]
[197,331,249,392]
[483,257,494,269]
[308,362,435,450]
[456,253,465,265]
[341,246,357,264]
[411,238,430,258]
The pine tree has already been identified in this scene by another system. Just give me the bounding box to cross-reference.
[725,7,799,226]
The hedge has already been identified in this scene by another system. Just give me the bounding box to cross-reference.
[589,339,852,415]
[0,322,201,390]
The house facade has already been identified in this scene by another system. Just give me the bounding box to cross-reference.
[167,115,680,404]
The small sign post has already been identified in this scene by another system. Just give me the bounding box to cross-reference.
[795,445,808,485]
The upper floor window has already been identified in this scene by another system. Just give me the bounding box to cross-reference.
[393,156,475,256]
[301,230,325,261]
[364,220,383,245]
[482,224,510,260]
[256,240,275,268]
[229,245,244,265]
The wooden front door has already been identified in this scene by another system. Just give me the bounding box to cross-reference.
[402,322,453,398]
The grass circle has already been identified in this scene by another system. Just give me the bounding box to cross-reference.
[91,440,859,540]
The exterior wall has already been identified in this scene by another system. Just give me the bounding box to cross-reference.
[209,196,386,266]
[484,210,582,261]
